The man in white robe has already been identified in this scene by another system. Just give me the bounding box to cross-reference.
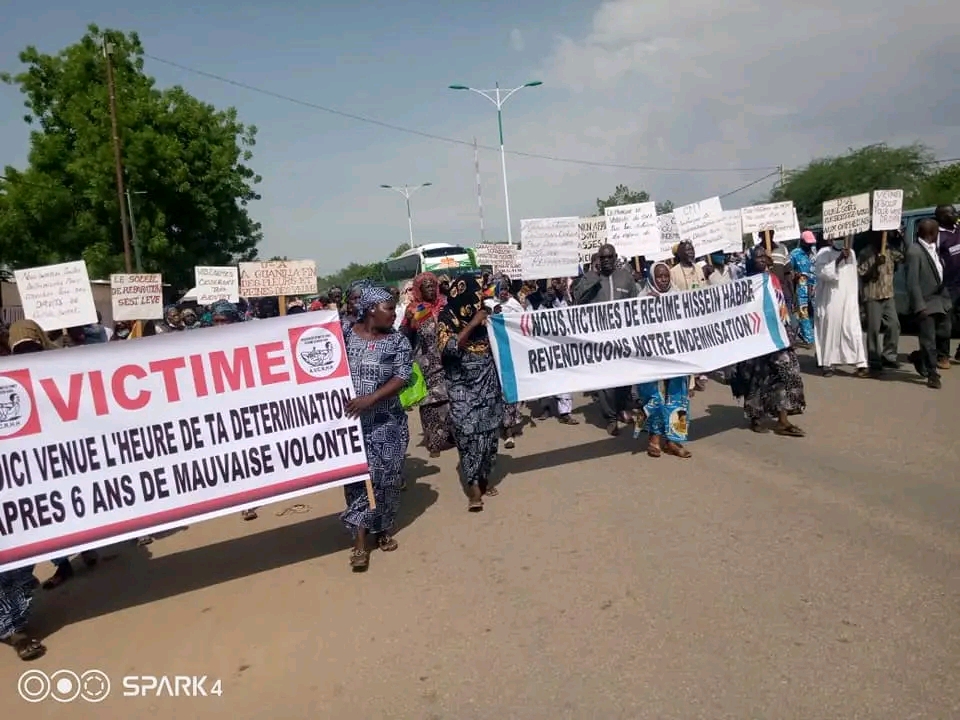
[814,241,868,376]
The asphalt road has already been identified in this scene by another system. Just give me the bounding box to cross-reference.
[4,343,959,719]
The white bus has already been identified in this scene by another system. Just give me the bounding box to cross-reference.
[382,243,478,283]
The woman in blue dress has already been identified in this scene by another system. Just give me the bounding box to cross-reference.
[342,285,413,571]
[634,262,692,459]
[788,231,818,346]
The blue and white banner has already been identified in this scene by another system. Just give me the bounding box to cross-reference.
[488,275,789,403]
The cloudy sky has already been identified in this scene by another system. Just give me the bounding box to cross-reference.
[2,0,958,274]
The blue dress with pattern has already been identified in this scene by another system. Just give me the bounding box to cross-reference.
[340,326,413,535]
[789,247,816,344]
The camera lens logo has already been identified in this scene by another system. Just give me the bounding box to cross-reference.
[17,669,111,703]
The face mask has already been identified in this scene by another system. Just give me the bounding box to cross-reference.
[709,253,725,265]
[832,240,845,250]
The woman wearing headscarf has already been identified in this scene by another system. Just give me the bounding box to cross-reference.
[159,305,183,333]
[730,247,806,436]
[342,279,374,329]
[788,230,818,347]
[342,285,413,571]
[633,262,692,458]
[211,300,243,325]
[491,274,526,448]
[0,321,58,660]
[438,276,503,511]
[401,272,452,457]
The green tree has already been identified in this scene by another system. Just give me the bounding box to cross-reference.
[596,184,673,216]
[910,162,960,208]
[318,261,385,291]
[772,143,933,225]
[389,242,411,257]
[0,25,262,290]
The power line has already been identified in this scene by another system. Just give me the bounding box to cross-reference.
[719,171,780,199]
[142,53,780,174]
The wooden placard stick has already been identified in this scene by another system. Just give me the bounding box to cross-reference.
[365,476,377,509]
[130,320,143,339]
[763,230,772,255]
[844,234,852,250]
[279,295,287,316]
[880,230,887,255]
[633,257,641,272]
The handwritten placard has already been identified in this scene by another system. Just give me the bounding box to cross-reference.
[739,201,796,235]
[111,273,163,321]
[649,213,679,261]
[577,216,608,265]
[822,193,871,240]
[14,260,98,332]
[476,244,522,279]
[195,266,240,305]
[720,211,744,253]
[238,260,317,297]
[603,202,661,257]
[872,189,904,232]
[520,217,581,280]
[674,196,726,256]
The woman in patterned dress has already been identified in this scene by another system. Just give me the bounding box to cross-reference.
[634,262,693,459]
[342,286,413,571]
[730,247,806,437]
[401,272,453,457]
[438,276,503,512]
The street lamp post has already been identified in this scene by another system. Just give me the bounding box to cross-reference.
[379,183,433,248]
[449,81,542,245]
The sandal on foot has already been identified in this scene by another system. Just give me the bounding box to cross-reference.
[558,414,579,425]
[468,498,484,512]
[749,421,769,434]
[350,548,370,571]
[484,486,499,497]
[663,441,692,458]
[42,565,73,590]
[9,633,46,661]
[646,442,662,458]
[242,509,258,521]
[774,424,805,437]
[377,534,399,552]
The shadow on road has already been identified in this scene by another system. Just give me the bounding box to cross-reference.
[34,461,440,637]
[691,404,747,440]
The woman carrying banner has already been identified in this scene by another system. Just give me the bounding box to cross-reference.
[401,272,453,458]
[342,285,413,571]
[0,320,60,660]
[438,276,503,512]
[634,262,692,458]
[730,247,806,436]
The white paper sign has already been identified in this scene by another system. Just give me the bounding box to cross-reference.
[603,202,661,257]
[822,193,871,240]
[872,189,904,232]
[739,201,796,235]
[195,266,240,305]
[111,273,163,321]
[720,211,744,253]
[649,213,679,261]
[14,261,98,332]
[577,217,608,265]
[519,217,581,280]
[674,196,726,256]
[239,260,317,297]
[476,244,522,279]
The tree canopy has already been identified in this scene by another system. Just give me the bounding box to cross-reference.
[769,143,941,225]
[596,184,673,216]
[0,25,262,290]
[316,242,409,290]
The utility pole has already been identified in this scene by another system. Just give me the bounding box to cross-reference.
[103,37,133,274]
[126,189,144,272]
[474,137,486,244]
[778,164,785,188]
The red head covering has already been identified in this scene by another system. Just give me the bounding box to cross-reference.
[404,272,447,329]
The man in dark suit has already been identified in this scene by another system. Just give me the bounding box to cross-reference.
[907,219,952,389]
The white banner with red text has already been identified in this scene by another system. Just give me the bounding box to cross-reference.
[488,275,789,403]
[0,311,367,571]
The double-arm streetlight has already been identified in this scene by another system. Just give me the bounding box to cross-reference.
[448,81,542,245]
[379,182,433,249]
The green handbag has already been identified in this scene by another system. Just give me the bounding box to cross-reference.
[399,362,428,409]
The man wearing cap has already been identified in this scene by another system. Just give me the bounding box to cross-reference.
[857,230,904,374]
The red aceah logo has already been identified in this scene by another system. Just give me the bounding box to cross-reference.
[288,323,349,385]
[0,369,42,440]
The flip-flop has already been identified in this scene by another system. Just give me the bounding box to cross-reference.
[350,548,370,571]
[484,486,499,497]
[663,442,692,458]
[774,424,805,437]
[750,422,770,434]
[468,499,484,512]
[9,633,46,662]
[646,444,662,458]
